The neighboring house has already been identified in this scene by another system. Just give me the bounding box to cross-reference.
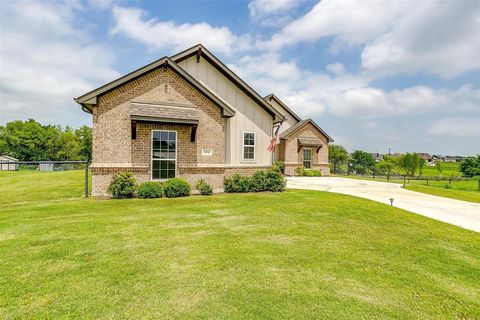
[369,153,384,162]
[75,44,333,195]
[415,153,434,166]
[0,155,18,171]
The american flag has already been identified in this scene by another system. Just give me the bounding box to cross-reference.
[267,117,285,152]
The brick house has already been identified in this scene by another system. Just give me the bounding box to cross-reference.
[75,44,333,195]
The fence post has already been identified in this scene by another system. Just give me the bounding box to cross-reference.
[426,178,429,186]
[403,176,406,187]
[85,160,89,197]
[478,179,479,192]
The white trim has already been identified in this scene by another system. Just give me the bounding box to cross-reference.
[242,131,256,161]
[151,129,178,181]
[303,148,312,169]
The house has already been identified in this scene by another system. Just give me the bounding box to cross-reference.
[75,44,332,195]
[0,155,18,171]
[415,153,434,166]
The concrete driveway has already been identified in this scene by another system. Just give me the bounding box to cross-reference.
[287,176,480,233]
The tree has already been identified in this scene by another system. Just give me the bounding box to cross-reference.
[0,119,92,161]
[418,158,426,177]
[349,150,375,175]
[75,125,92,160]
[435,162,443,175]
[459,156,480,177]
[376,155,397,177]
[328,144,349,174]
[397,153,422,176]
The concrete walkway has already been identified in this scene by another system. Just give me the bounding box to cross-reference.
[287,176,480,233]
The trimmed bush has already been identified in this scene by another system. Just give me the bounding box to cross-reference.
[224,170,286,193]
[251,170,268,192]
[164,178,191,198]
[271,161,285,173]
[137,182,163,199]
[304,169,315,177]
[107,171,137,199]
[265,169,286,192]
[195,179,213,195]
[313,170,322,177]
[295,166,305,176]
[224,174,252,193]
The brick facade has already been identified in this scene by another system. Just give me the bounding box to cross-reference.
[88,58,331,196]
[279,122,330,176]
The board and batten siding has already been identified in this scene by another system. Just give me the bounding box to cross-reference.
[177,56,273,166]
[266,98,299,135]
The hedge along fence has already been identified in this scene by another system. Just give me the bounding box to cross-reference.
[224,169,286,193]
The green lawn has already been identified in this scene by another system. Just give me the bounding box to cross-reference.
[1,172,480,319]
[421,162,461,177]
[0,170,90,205]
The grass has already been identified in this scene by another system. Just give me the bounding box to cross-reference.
[421,162,461,177]
[405,185,480,203]
[0,170,90,205]
[1,172,480,319]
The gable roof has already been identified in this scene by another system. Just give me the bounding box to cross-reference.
[171,44,284,121]
[264,94,302,122]
[74,56,235,117]
[280,119,334,142]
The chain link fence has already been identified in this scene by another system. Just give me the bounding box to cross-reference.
[0,160,90,205]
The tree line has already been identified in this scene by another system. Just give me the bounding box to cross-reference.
[0,119,92,161]
[328,144,480,178]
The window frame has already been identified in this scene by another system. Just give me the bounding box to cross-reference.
[151,129,177,181]
[242,131,256,161]
[303,148,312,169]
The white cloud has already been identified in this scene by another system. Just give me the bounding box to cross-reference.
[248,0,306,27]
[427,117,480,137]
[260,0,480,77]
[248,0,305,17]
[326,63,346,76]
[0,1,119,126]
[111,6,250,55]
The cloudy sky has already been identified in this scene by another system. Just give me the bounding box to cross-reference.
[0,0,479,155]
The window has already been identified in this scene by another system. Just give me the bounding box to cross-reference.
[243,132,255,160]
[152,131,176,179]
[303,148,312,168]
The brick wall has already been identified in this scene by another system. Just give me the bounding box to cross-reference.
[91,66,226,195]
[281,122,330,176]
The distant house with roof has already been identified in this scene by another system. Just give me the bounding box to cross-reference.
[0,155,18,171]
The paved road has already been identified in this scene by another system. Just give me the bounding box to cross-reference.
[287,176,480,233]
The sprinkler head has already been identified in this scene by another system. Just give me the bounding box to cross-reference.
[389,198,394,206]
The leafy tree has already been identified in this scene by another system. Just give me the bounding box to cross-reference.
[435,162,443,175]
[0,119,92,161]
[397,153,421,176]
[376,155,397,176]
[459,156,480,177]
[349,150,375,175]
[418,158,426,176]
[328,144,349,174]
[75,125,92,160]
[56,127,82,160]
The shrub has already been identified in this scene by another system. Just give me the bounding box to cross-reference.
[137,181,163,199]
[195,179,213,195]
[271,161,285,173]
[107,171,137,199]
[164,178,191,198]
[251,170,268,192]
[313,170,322,176]
[304,169,314,177]
[265,169,286,192]
[224,174,252,193]
[295,166,305,176]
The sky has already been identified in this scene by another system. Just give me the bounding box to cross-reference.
[0,0,479,155]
